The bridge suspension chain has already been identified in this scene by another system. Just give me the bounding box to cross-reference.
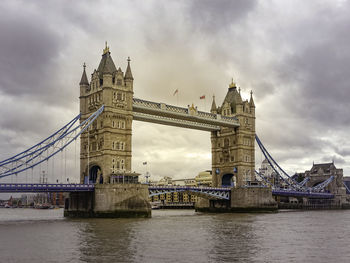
[256,134,335,193]
[0,105,104,179]
[255,134,301,190]
[254,170,273,187]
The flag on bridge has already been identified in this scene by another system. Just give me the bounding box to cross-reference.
[143,162,147,165]
[173,89,178,96]
[200,95,205,99]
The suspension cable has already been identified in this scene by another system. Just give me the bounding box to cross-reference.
[0,105,104,178]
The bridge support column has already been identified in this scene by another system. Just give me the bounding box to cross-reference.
[64,184,151,218]
[230,187,277,212]
[195,187,277,213]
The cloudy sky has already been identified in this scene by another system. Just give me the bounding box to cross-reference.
[1,0,350,184]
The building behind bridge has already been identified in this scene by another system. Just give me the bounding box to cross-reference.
[149,171,213,207]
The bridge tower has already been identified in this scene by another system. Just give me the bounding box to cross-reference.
[66,44,150,218]
[79,43,134,184]
[211,80,256,187]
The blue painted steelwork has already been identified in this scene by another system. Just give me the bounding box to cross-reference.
[148,186,231,200]
[255,134,335,193]
[255,135,300,189]
[312,176,335,191]
[298,177,310,187]
[0,114,80,167]
[272,189,334,199]
[255,170,273,187]
[343,181,350,194]
[0,105,104,178]
[0,183,94,193]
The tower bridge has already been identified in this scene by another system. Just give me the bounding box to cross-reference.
[78,44,256,190]
[0,44,347,217]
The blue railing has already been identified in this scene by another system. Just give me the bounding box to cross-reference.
[0,183,95,193]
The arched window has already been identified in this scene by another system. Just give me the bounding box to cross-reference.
[224,138,229,147]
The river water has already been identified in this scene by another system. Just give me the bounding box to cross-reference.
[0,209,349,263]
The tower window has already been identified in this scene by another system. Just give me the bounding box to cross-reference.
[99,79,103,86]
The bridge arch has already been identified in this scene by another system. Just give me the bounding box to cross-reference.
[88,164,103,184]
[221,173,236,187]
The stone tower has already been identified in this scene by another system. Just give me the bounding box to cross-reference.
[211,80,256,187]
[79,44,135,184]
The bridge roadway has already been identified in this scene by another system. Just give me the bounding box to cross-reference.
[0,183,335,199]
[0,183,94,193]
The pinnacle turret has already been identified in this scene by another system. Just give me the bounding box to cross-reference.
[249,90,255,107]
[211,95,217,114]
[79,63,89,86]
[125,57,134,80]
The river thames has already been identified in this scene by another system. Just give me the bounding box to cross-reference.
[0,209,349,262]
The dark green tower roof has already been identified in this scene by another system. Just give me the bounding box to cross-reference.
[97,43,117,77]
[125,57,134,80]
[79,63,89,85]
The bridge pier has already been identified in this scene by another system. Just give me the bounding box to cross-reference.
[64,184,151,218]
[195,187,277,213]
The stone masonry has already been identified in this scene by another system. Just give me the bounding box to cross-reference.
[211,81,256,187]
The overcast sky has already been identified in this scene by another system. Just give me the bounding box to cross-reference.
[1,0,350,184]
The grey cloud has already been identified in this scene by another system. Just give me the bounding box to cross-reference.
[335,147,350,157]
[0,4,63,97]
[271,3,350,129]
[1,0,350,181]
[188,0,257,33]
[321,155,345,165]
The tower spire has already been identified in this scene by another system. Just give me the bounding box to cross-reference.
[211,95,217,114]
[229,77,236,89]
[79,62,89,86]
[249,90,255,107]
[125,56,134,80]
[103,41,110,55]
